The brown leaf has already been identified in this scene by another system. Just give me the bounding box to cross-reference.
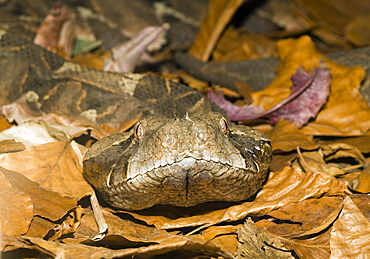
[330,196,370,258]
[0,139,26,153]
[236,218,294,259]
[350,167,370,193]
[286,230,331,259]
[294,151,346,177]
[0,167,33,236]
[212,27,278,61]
[1,168,77,221]
[0,141,91,198]
[317,134,370,153]
[24,216,56,239]
[257,196,343,238]
[0,121,67,149]
[201,225,239,255]
[320,142,366,166]
[345,14,370,47]
[0,115,12,132]
[268,120,318,152]
[188,0,244,61]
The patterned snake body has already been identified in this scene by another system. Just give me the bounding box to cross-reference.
[0,31,272,211]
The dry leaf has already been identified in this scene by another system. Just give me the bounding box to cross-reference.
[320,142,366,167]
[104,24,170,73]
[257,196,343,238]
[253,36,370,136]
[0,141,91,198]
[294,151,346,177]
[344,14,370,47]
[0,115,11,132]
[236,218,294,258]
[212,27,277,61]
[0,167,33,236]
[0,121,67,149]
[1,168,77,221]
[350,167,370,193]
[268,67,330,128]
[0,139,26,153]
[330,196,370,258]
[188,0,244,61]
[2,101,99,139]
[268,120,318,152]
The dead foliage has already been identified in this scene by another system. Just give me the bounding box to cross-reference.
[1,0,370,258]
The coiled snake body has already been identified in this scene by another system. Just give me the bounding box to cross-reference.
[0,31,272,211]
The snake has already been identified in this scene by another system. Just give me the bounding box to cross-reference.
[0,30,272,211]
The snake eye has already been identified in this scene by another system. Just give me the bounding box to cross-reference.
[219,117,228,134]
[134,122,144,139]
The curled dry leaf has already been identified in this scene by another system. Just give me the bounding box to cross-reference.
[268,67,330,128]
[0,141,91,199]
[293,151,346,177]
[330,196,370,258]
[236,218,294,259]
[320,142,366,166]
[207,66,329,127]
[0,167,33,236]
[104,24,170,73]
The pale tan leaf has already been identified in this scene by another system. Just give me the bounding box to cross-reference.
[0,167,33,236]
[188,0,244,61]
[330,196,370,258]
[0,141,91,198]
[0,121,67,149]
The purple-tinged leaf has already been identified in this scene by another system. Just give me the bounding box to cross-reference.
[268,67,331,128]
[207,91,264,121]
[104,24,170,73]
[207,67,330,126]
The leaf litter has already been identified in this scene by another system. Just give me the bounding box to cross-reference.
[1,0,370,258]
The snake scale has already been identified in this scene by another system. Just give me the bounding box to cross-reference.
[0,31,273,210]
